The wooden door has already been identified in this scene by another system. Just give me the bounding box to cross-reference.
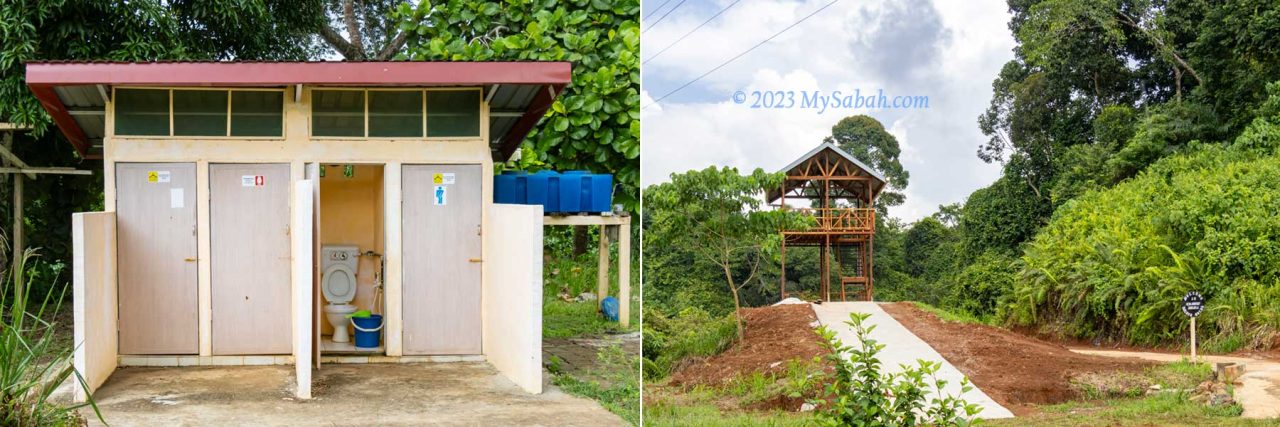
[210,164,292,355]
[116,163,198,354]
[402,164,483,355]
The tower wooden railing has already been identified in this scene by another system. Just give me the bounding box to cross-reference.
[787,208,875,233]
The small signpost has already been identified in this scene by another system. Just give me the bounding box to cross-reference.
[1183,291,1204,362]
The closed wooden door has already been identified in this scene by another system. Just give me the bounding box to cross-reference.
[210,164,292,355]
[402,164,483,355]
[116,163,198,354]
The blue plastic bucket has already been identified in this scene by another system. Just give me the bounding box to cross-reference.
[601,296,620,322]
[351,314,383,348]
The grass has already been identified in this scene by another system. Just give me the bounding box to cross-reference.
[552,345,641,425]
[543,252,639,338]
[544,299,638,338]
[994,360,1267,426]
[988,392,1261,426]
[910,301,993,325]
[643,358,825,427]
[540,249,640,424]
[1,248,102,426]
[643,402,813,427]
[642,307,737,379]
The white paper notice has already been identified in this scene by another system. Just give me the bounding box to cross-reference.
[170,188,184,208]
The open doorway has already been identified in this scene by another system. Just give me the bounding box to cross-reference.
[318,164,386,355]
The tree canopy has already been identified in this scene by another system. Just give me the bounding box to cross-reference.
[823,115,908,209]
[394,0,641,210]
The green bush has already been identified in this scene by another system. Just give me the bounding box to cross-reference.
[1,249,102,425]
[642,307,737,380]
[811,313,980,426]
[943,251,1018,319]
[1007,112,1280,350]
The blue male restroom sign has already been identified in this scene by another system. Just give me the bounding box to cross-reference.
[1182,291,1204,317]
[434,185,447,206]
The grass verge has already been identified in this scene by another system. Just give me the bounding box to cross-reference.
[997,360,1257,426]
[910,301,993,325]
[551,345,641,425]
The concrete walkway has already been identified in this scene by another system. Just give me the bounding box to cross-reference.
[1072,349,1280,419]
[812,302,1015,419]
[79,362,625,426]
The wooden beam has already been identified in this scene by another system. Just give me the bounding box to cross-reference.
[0,139,36,179]
[596,224,610,312]
[0,123,34,131]
[618,222,630,328]
[0,167,93,176]
[13,173,22,304]
[542,214,630,226]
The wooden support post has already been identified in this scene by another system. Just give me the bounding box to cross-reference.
[12,172,22,304]
[617,219,630,328]
[779,182,787,301]
[779,235,787,299]
[867,236,874,301]
[596,224,610,311]
[820,235,829,301]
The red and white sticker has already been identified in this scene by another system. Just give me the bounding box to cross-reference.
[241,175,266,187]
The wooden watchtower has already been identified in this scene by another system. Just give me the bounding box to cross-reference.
[767,142,885,301]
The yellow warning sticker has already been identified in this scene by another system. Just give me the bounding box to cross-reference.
[147,171,170,183]
[432,172,456,185]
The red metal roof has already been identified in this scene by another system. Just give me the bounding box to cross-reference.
[25,61,571,159]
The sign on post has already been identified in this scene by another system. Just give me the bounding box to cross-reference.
[1183,291,1203,362]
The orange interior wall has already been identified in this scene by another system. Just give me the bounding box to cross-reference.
[319,164,385,335]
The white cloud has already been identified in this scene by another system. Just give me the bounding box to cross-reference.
[641,0,1014,222]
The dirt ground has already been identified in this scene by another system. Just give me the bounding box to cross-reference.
[880,303,1152,415]
[82,362,625,426]
[669,304,829,388]
[543,331,641,377]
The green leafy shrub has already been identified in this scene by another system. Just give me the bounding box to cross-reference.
[943,251,1018,319]
[1007,112,1280,350]
[810,313,980,426]
[642,307,737,380]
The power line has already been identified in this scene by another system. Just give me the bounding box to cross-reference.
[643,0,741,65]
[643,0,675,20]
[642,0,688,34]
[643,0,842,108]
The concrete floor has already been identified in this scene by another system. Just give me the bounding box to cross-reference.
[81,362,626,426]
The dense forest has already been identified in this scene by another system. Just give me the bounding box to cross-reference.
[644,0,1280,376]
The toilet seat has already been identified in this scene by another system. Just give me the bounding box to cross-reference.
[323,264,357,304]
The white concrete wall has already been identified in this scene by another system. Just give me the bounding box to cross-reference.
[482,204,544,394]
[72,212,118,402]
[292,180,314,398]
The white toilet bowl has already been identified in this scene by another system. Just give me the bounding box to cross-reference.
[324,303,359,343]
[321,245,361,343]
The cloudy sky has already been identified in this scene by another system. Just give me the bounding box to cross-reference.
[640,0,1015,222]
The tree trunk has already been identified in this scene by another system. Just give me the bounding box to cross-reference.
[573,225,589,256]
[722,265,745,341]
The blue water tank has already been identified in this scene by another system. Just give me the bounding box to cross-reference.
[559,171,587,212]
[494,171,526,204]
[527,170,559,212]
[494,170,613,213]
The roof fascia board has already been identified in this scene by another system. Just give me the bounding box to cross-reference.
[25,62,572,86]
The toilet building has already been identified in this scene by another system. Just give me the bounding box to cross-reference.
[29,61,567,399]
